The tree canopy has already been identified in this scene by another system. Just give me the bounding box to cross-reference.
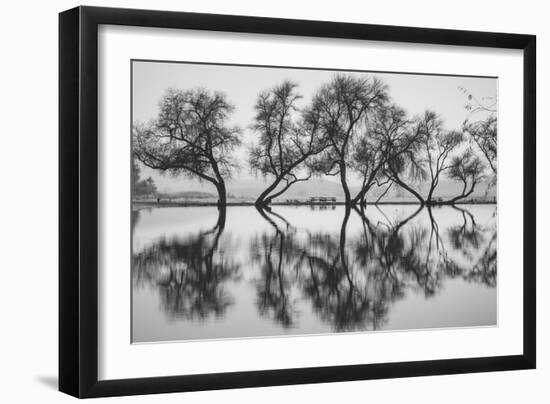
[306,74,389,204]
[249,81,327,206]
[133,87,241,208]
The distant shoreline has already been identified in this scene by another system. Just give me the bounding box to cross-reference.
[132,200,497,208]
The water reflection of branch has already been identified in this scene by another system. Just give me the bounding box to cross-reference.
[468,231,497,287]
[354,206,445,298]
[403,206,497,291]
[255,205,293,234]
[132,207,240,320]
[301,233,383,331]
[354,205,423,301]
[299,206,393,331]
[445,206,496,286]
[251,204,497,332]
[447,206,483,260]
[251,206,301,327]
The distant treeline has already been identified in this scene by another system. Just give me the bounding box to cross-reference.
[132,161,157,196]
[133,74,496,208]
[157,191,215,200]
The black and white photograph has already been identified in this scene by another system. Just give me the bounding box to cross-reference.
[0,0,544,401]
[131,61,498,343]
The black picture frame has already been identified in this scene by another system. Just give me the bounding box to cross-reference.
[59,5,536,398]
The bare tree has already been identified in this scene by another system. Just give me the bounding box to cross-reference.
[250,81,325,207]
[308,74,388,205]
[133,88,241,214]
[445,148,486,204]
[420,112,465,204]
[379,117,425,205]
[459,86,497,177]
[351,105,410,206]
[384,111,464,206]
[463,116,497,174]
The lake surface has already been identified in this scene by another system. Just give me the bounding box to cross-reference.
[132,204,497,343]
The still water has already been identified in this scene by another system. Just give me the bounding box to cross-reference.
[132,204,497,343]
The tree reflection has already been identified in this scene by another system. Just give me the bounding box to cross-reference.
[469,231,496,287]
[396,207,449,296]
[447,206,483,259]
[250,206,303,328]
[446,206,497,286]
[252,204,497,332]
[396,206,497,292]
[133,204,497,334]
[299,206,391,331]
[353,205,421,302]
[132,207,240,320]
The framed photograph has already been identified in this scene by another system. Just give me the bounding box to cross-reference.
[59,6,536,398]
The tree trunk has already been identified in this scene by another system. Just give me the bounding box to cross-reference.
[351,186,367,206]
[255,155,310,207]
[390,171,425,206]
[255,176,284,207]
[426,185,436,205]
[437,184,476,205]
[270,176,310,203]
[425,179,477,206]
[339,162,352,206]
[215,180,227,229]
[375,182,393,205]
[216,179,227,207]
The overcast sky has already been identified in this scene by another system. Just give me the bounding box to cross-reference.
[132,60,496,192]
